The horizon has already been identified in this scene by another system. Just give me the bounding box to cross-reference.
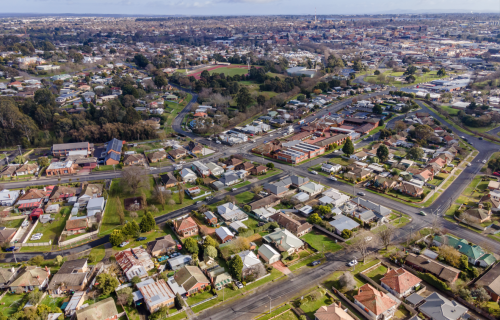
[1,0,499,16]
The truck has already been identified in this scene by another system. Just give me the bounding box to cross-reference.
[298,120,305,125]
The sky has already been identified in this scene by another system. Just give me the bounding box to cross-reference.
[2,0,499,16]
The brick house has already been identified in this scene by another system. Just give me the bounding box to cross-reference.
[174,266,210,295]
[380,268,422,299]
[123,154,146,166]
[353,284,398,320]
[174,217,199,237]
[270,212,312,237]
[46,160,78,176]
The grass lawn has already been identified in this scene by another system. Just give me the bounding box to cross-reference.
[234,191,255,204]
[438,105,460,116]
[89,244,106,263]
[428,176,444,186]
[300,232,343,253]
[328,157,352,166]
[364,265,388,283]
[300,294,331,319]
[257,169,283,180]
[323,259,380,290]
[273,310,299,320]
[28,206,71,244]
[209,67,249,77]
[289,253,324,272]
[486,301,500,318]
[0,293,25,316]
[0,218,24,229]
[391,215,411,228]
[242,217,260,229]
[395,305,410,319]
[168,311,187,320]
[186,291,215,306]
[257,305,292,320]
[465,123,500,133]
[225,181,251,191]
[41,295,64,309]
[243,268,283,293]
[94,164,120,172]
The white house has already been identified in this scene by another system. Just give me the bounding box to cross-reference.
[0,190,20,206]
[191,161,210,177]
[206,162,224,176]
[321,163,341,173]
[180,168,197,183]
[350,151,368,161]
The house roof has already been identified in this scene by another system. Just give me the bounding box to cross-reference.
[174,266,209,291]
[66,218,87,230]
[10,266,49,288]
[105,138,123,154]
[160,173,178,185]
[0,267,15,284]
[433,235,485,260]
[138,279,175,309]
[476,261,500,296]
[299,182,324,194]
[263,228,304,251]
[315,302,355,320]
[418,292,467,320]
[75,297,118,320]
[329,215,360,232]
[174,217,198,232]
[405,253,460,283]
[115,246,154,275]
[147,235,176,254]
[380,268,422,295]
[354,284,397,316]
[236,250,263,271]
[258,244,280,260]
[215,227,234,240]
[464,208,490,220]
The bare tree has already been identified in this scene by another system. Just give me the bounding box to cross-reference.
[122,166,149,195]
[251,185,263,194]
[153,186,165,210]
[351,231,375,262]
[176,183,184,204]
[377,225,396,250]
[116,197,125,225]
[430,216,442,237]
[129,211,138,219]
[339,272,357,292]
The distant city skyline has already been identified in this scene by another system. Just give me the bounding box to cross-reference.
[3,0,500,16]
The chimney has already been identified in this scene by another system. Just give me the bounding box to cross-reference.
[338,301,342,308]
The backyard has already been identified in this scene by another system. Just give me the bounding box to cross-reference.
[300,232,343,253]
[0,293,25,316]
[28,206,71,244]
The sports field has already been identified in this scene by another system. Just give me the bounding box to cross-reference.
[189,64,253,79]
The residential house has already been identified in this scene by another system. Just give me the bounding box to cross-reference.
[250,165,268,176]
[47,259,90,294]
[345,168,372,181]
[217,203,247,222]
[0,165,18,179]
[75,297,118,320]
[146,235,177,257]
[10,266,50,293]
[174,266,210,295]
[351,198,392,219]
[321,163,341,174]
[329,215,360,235]
[380,268,422,299]
[103,138,122,165]
[192,161,210,177]
[322,188,351,207]
[46,160,78,176]
[180,168,197,183]
[475,262,500,302]
[374,177,398,191]
[174,217,199,237]
[147,150,167,163]
[225,158,243,167]
[405,253,460,283]
[215,227,234,243]
[65,217,88,235]
[50,185,79,202]
[219,173,240,186]
[169,148,187,159]
[203,211,218,226]
[15,163,39,176]
[115,246,155,281]
[299,182,324,197]
[206,267,232,291]
[87,197,105,222]
[0,190,20,206]
[188,141,203,154]
[418,293,468,320]
[270,212,312,237]
[263,183,289,197]
[350,151,368,161]
[394,182,424,198]
[235,250,265,280]
[168,255,192,271]
[235,162,254,172]
[433,235,496,267]
[137,279,175,313]
[462,205,492,223]
[315,302,355,320]
[0,267,18,289]
[64,291,86,317]
[77,183,103,206]
[353,284,398,320]
[263,228,304,254]
[160,173,178,188]
[206,162,224,176]
[123,154,146,166]
[258,244,280,264]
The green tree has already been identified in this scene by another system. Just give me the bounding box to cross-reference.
[236,87,252,112]
[317,205,331,215]
[256,95,266,106]
[55,255,63,265]
[374,70,380,75]
[139,212,156,232]
[109,229,124,246]
[342,139,354,156]
[376,145,389,162]
[266,162,274,169]
[203,235,218,248]
[153,76,168,90]
[109,48,117,54]
[150,306,169,320]
[459,255,468,270]
[122,220,141,237]
[131,276,142,285]
[37,156,50,167]
[184,237,199,254]
[308,213,323,224]
[14,155,25,164]
[437,68,446,77]
[117,287,134,306]
[96,273,119,295]
[373,105,383,114]
[407,146,424,160]
[28,255,44,266]
[404,65,417,75]
[205,245,217,259]
[134,54,149,68]
[229,254,243,281]
[341,229,353,239]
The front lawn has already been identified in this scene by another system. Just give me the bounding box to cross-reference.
[186,290,215,306]
[258,305,292,320]
[364,265,388,283]
[300,232,343,253]
[225,181,251,191]
[28,207,71,244]
[234,191,255,204]
[257,169,283,180]
[289,253,324,272]
[242,217,260,229]
[300,294,331,319]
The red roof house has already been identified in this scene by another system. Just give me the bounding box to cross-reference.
[353,284,398,320]
[380,268,422,298]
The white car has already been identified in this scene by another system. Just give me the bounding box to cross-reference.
[482,160,487,164]
[311,170,318,175]
[21,221,29,228]
[216,141,221,144]
[231,188,237,191]
[329,176,337,181]
[347,259,358,267]
[467,163,471,167]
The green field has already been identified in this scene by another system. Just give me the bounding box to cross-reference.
[28,207,71,244]
[209,67,249,77]
[300,232,343,253]
[438,105,460,116]
[365,70,448,88]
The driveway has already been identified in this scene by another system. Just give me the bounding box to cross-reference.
[271,261,291,275]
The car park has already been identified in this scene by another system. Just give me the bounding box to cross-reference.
[119,241,129,247]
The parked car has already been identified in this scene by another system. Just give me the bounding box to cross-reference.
[196,201,203,205]
[467,163,471,167]
[136,237,147,241]
[309,260,321,266]
[347,259,358,267]
[234,281,244,289]
[479,137,483,140]
[5,246,16,252]
[329,176,337,181]
[311,170,318,175]
[482,160,487,164]
[231,188,237,191]
[119,241,129,247]
[357,192,365,196]
[21,220,29,228]
[419,211,427,216]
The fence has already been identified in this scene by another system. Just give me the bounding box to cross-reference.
[192,191,212,200]
[15,240,51,247]
[313,224,345,242]
[58,231,99,247]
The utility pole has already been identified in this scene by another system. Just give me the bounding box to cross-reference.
[268,296,272,314]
